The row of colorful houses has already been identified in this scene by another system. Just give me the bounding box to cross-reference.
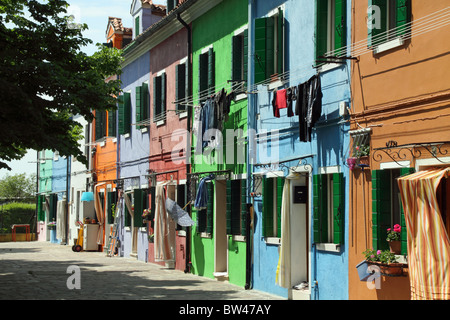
[35,0,450,300]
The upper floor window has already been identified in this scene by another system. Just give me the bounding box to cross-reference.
[254,7,285,84]
[136,82,149,129]
[368,0,411,49]
[316,0,347,62]
[176,60,188,114]
[153,72,166,123]
[199,47,215,99]
[231,27,248,92]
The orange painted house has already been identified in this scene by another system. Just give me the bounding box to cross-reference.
[91,18,132,251]
[349,0,450,299]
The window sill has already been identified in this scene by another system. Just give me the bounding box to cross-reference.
[316,243,340,252]
[373,37,404,55]
[155,119,166,127]
[178,111,188,119]
[140,127,148,133]
[264,237,281,245]
[317,63,342,73]
[124,133,131,139]
[177,230,186,237]
[230,235,246,242]
[199,232,211,239]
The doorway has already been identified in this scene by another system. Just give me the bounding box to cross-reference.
[214,180,228,278]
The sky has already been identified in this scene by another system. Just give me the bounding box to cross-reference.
[0,0,167,179]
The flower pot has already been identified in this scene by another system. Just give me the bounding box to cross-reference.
[380,263,403,276]
[389,240,401,254]
[347,157,357,170]
[357,156,370,167]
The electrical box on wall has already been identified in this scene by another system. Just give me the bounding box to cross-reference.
[339,101,348,117]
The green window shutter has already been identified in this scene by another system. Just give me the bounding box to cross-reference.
[95,111,102,141]
[333,172,345,245]
[206,182,214,234]
[153,76,158,120]
[396,0,411,37]
[334,0,347,57]
[161,72,166,117]
[368,0,387,47]
[276,177,284,238]
[316,0,329,61]
[199,52,208,95]
[371,169,391,251]
[135,86,142,129]
[176,63,186,112]
[37,195,45,221]
[149,187,155,229]
[118,95,125,135]
[141,83,149,121]
[262,177,274,237]
[265,16,275,79]
[124,92,131,134]
[226,180,233,235]
[207,48,215,96]
[107,191,116,224]
[241,179,247,237]
[108,110,116,137]
[135,16,140,36]
[399,167,415,254]
[277,8,284,74]
[243,28,248,85]
[231,180,241,235]
[124,198,131,227]
[254,17,267,84]
[232,35,243,82]
[133,189,144,228]
[313,174,328,243]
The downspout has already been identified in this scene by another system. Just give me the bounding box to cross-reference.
[176,12,192,274]
[65,155,70,245]
[245,0,256,290]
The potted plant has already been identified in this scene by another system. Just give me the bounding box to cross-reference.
[347,157,357,170]
[142,209,151,223]
[148,233,154,243]
[386,224,402,254]
[362,248,404,276]
[354,144,370,166]
[47,221,56,230]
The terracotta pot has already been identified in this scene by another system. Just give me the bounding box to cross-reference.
[389,240,402,254]
[357,156,370,166]
[380,263,403,276]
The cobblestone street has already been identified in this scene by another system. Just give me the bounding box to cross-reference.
[0,241,284,302]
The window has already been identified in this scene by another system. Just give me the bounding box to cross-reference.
[254,7,285,84]
[176,61,188,113]
[226,179,247,236]
[368,0,411,48]
[107,191,117,224]
[118,92,131,135]
[231,28,248,91]
[108,110,116,137]
[153,72,166,122]
[133,188,149,228]
[197,181,213,234]
[262,177,283,238]
[198,47,215,98]
[135,16,140,38]
[94,110,107,141]
[372,167,414,254]
[136,83,149,129]
[313,172,344,245]
[316,0,347,61]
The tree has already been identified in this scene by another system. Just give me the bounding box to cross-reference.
[0,173,36,200]
[0,0,123,170]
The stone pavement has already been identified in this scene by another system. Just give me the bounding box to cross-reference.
[0,241,285,301]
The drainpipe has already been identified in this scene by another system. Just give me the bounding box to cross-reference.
[176,12,192,274]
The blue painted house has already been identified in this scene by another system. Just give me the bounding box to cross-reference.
[117,0,166,262]
[247,0,351,300]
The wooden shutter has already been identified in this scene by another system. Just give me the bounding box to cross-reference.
[399,167,415,254]
[95,111,102,141]
[371,169,391,251]
[334,0,347,57]
[153,76,158,121]
[135,16,140,37]
[161,72,166,119]
[133,189,144,227]
[232,35,243,82]
[368,0,387,47]
[176,63,186,112]
[333,172,344,245]
[135,86,142,129]
[262,177,274,237]
[231,180,241,235]
[243,28,248,85]
[254,17,267,84]
[226,179,233,235]
[124,92,131,134]
[108,110,116,137]
[276,177,284,238]
[199,52,208,95]
[277,7,284,74]
[313,174,328,243]
[316,0,329,61]
[206,181,214,234]
[149,187,155,229]
[241,179,247,236]
[396,0,411,37]
[265,16,275,79]
[118,95,125,135]
[207,48,215,96]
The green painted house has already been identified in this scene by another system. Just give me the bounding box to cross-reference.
[189,0,249,287]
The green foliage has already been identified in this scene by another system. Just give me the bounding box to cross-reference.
[0,202,36,233]
[0,173,36,200]
[0,0,123,170]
